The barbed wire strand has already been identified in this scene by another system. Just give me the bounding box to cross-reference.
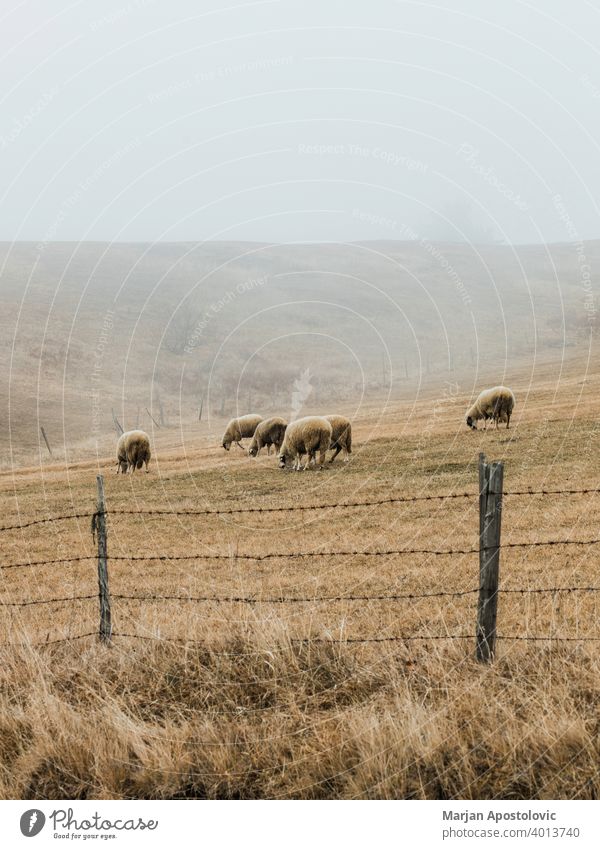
[0,632,98,648]
[1,485,598,534]
[111,585,600,605]
[102,488,600,517]
[110,632,600,647]
[0,556,95,571]
[4,585,599,609]
[0,512,95,533]
[5,537,600,572]
[111,631,472,646]
[112,588,479,604]
[0,594,97,607]
[87,537,600,561]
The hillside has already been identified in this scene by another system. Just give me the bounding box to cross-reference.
[0,239,597,466]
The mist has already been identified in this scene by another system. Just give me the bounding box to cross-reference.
[1,0,599,246]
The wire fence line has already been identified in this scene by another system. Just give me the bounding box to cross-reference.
[6,630,600,651]
[2,461,600,657]
[0,493,475,532]
[0,512,94,533]
[108,585,600,602]
[1,483,599,534]
[4,584,600,611]
[4,535,600,573]
[0,594,97,608]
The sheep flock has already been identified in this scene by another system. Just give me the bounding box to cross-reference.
[114,386,515,475]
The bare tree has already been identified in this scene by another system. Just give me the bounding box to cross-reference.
[163,307,206,355]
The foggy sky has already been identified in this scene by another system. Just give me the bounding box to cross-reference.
[1,0,599,245]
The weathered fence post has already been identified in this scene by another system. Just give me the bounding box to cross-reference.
[476,454,504,663]
[95,475,112,643]
[40,426,52,456]
[146,407,161,429]
[112,409,124,435]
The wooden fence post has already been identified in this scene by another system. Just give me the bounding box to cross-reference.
[476,454,504,662]
[40,426,52,456]
[146,407,161,429]
[95,475,112,643]
[112,409,124,435]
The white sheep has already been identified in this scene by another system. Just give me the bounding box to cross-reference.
[116,430,151,473]
[221,414,263,450]
[466,386,515,430]
[278,416,333,471]
[324,415,352,463]
[248,417,288,457]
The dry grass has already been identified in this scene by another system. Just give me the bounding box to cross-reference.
[1,352,600,799]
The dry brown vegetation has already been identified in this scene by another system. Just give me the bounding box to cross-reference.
[1,352,600,799]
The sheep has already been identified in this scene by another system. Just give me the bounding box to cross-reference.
[324,414,352,463]
[222,414,263,450]
[116,430,151,473]
[248,417,287,457]
[466,386,515,430]
[278,416,333,471]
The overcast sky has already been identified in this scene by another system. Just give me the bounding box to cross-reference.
[1,0,599,245]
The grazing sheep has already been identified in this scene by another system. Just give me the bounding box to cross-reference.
[324,414,352,463]
[248,417,288,457]
[278,416,333,471]
[466,386,515,430]
[116,430,151,473]
[222,414,263,450]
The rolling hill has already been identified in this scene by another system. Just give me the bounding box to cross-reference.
[0,239,597,466]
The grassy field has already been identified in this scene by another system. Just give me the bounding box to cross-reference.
[1,352,600,799]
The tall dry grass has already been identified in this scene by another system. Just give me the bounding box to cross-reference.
[1,626,599,799]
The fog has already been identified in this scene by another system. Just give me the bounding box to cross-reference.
[1,0,599,245]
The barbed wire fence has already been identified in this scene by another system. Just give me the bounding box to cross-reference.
[1,452,600,659]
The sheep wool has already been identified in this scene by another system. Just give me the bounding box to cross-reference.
[324,415,352,463]
[222,414,263,450]
[116,430,151,474]
[466,386,515,430]
[278,416,333,471]
[248,417,288,457]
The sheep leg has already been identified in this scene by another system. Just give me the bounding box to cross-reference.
[235,441,244,450]
[506,412,511,429]
[329,443,342,463]
[318,448,327,469]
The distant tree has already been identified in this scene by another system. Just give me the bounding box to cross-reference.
[163,307,206,355]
